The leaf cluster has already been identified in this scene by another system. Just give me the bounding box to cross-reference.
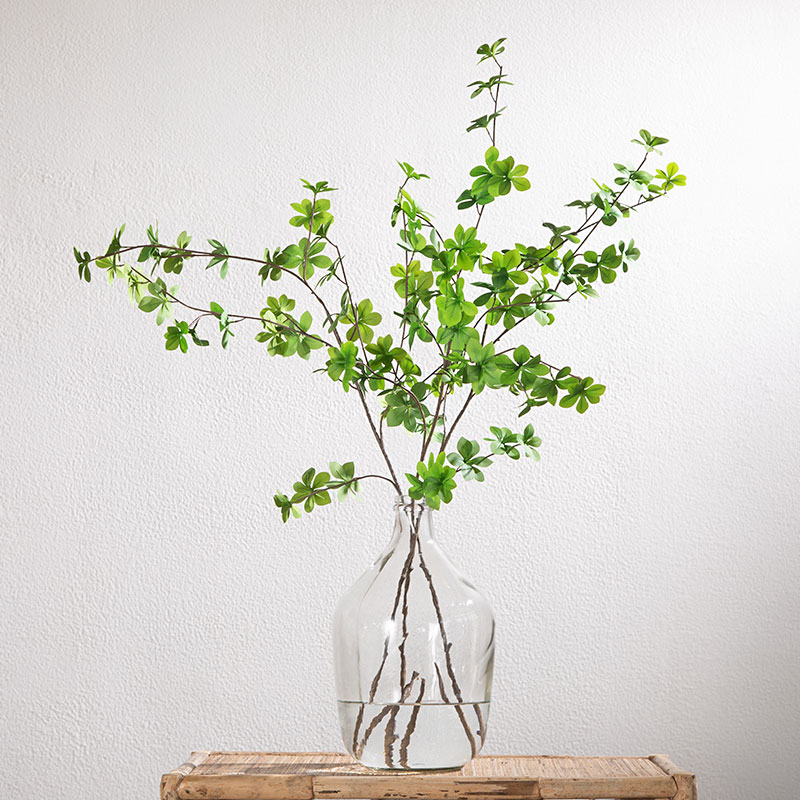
[72,39,686,523]
[457,147,530,209]
[274,461,360,522]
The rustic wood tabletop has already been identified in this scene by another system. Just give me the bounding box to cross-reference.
[161,751,697,800]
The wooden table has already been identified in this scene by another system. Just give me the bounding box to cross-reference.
[161,752,697,800]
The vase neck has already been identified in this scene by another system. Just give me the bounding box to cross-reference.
[391,495,435,545]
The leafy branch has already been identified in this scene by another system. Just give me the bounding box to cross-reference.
[274,462,396,522]
[73,38,685,521]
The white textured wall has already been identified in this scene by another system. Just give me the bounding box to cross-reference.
[2,1,799,798]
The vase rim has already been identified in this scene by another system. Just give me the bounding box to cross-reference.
[393,494,430,511]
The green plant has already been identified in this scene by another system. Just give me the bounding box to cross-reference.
[74,39,685,519]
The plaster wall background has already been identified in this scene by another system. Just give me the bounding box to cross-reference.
[2,1,799,798]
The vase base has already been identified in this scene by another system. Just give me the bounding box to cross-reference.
[338,700,489,770]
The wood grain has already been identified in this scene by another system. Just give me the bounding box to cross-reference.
[649,754,697,800]
[160,751,209,800]
[649,754,692,776]
[178,773,313,800]
[538,776,674,798]
[313,775,540,799]
[160,751,698,800]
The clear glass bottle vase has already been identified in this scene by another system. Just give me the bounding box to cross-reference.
[333,496,495,769]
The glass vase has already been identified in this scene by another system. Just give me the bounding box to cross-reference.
[333,496,495,770]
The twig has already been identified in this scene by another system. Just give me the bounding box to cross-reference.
[382,672,419,767]
[439,390,475,453]
[417,547,477,757]
[398,677,426,768]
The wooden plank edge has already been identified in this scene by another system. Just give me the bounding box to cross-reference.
[648,754,692,776]
[161,752,210,800]
[313,775,541,799]
[201,750,346,757]
[539,775,675,799]
[648,756,697,800]
[478,754,664,761]
[178,773,314,800]
[188,752,674,763]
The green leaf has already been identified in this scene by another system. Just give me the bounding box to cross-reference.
[447,437,492,482]
[326,341,359,391]
[484,426,521,460]
[407,452,458,509]
[189,328,209,347]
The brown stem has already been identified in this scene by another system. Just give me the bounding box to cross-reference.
[439,390,475,453]
[434,661,449,701]
[350,704,365,756]
[473,704,487,745]
[358,362,430,438]
[356,505,481,765]
[418,549,477,757]
[287,475,396,507]
[356,705,391,760]
[126,265,259,323]
[382,672,419,767]
[418,550,460,700]
[398,534,417,689]
[434,663,477,758]
[355,385,403,494]
[433,163,659,451]
[356,505,423,758]
[365,527,419,705]
[475,203,486,231]
[489,63,503,147]
[328,236,371,364]
[102,244,338,315]
[487,163,651,349]
[420,384,445,462]
[356,670,417,762]
[296,235,404,495]
[383,707,399,767]
[399,677,426,768]
[127,264,335,348]
[420,341,452,462]
[454,702,477,758]
[546,153,651,296]
[107,240,404,496]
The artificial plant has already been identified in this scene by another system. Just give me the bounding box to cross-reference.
[74,38,685,520]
